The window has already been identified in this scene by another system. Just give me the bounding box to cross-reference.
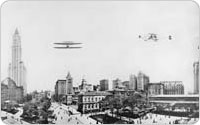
[84,98,86,102]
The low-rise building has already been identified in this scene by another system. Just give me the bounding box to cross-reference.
[1,77,23,104]
[149,94,199,113]
[77,91,112,113]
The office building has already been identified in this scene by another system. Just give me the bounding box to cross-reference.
[8,29,27,95]
[100,79,109,91]
[148,83,164,95]
[66,72,74,95]
[129,74,137,90]
[193,61,199,94]
[137,72,150,91]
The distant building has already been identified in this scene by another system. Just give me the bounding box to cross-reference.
[54,72,74,103]
[129,74,137,90]
[77,91,112,113]
[137,72,150,91]
[32,91,46,101]
[44,90,53,99]
[66,95,73,105]
[112,78,123,90]
[148,83,164,95]
[1,77,23,104]
[149,95,199,112]
[122,81,130,90]
[1,84,8,103]
[107,89,136,98]
[73,87,80,94]
[100,79,109,91]
[161,81,184,95]
[66,72,74,95]
[193,62,199,94]
[8,29,27,95]
[54,80,66,101]
[79,79,93,92]
[72,87,80,104]
[93,85,100,91]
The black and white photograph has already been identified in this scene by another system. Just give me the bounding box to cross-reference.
[0,0,199,124]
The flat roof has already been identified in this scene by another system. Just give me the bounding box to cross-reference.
[79,91,112,96]
[150,94,199,98]
[149,100,198,104]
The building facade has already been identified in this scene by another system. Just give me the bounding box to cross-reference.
[161,81,184,95]
[148,83,164,95]
[1,77,23,104]
[93,85,100,91]
[122,81,130,90]
[66,72,74,95]
[100,79,109,91]
[129,74,137,90]
[137,72,150,91]
[193,61,199,94]
[112,78,123,90]
[77,91,112,113]
[8,29,27,95]
[79,79,93,92]
[55,80,66,101]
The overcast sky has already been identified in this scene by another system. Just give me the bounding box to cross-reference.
[1,1,199,93]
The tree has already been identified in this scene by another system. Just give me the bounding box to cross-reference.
[23,94,32,102]
[122,92,145,121]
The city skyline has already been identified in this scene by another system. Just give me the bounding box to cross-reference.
[1,1,199,93]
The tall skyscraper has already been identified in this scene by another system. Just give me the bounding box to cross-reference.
[55,80,66,101]
[129,74,137,90]
[137,72,149,91]
[193,61,199,94]
[8,29,27,95]
[66,72,74,95]
[100,79,109,91]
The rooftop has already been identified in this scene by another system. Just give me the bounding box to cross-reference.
[79,91,112,96]
[150,94,199,98]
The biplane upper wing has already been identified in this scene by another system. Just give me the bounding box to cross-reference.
[54,46,82,49]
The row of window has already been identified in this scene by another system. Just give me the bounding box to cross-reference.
[84,103,99,109]
[83,96,104,102]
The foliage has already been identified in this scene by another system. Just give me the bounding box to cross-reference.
[21,97,52,124]
[101,91,146,120]
[23,94,33,102]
